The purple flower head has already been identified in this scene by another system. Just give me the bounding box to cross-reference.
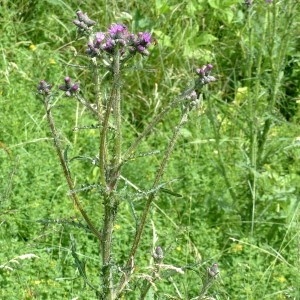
[95,32,106,44]
[195,64,217,87]
[59,77,80,97]
[196,64,213,76]
[71,83,80,92]
[103,38,115,54]
[266,0,272,3]
[206,64,213,71]
[138,32,152,46]
[137,45,149,56]
[128,32,153,56]
[37,80,52,95]
[109,24,128,39]
[64,76,71,83]
[109,24,128,37]
[196,68,205,76]
[86,33,107,57]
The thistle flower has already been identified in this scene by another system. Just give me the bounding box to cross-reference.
[85,23,154,59]
[152,246,164,262]
[86,32,106,57]
[109,24,128,39]
[128,32,153,56]
[58,77,80,97]
[73,11,96,34]
[76,10,96,26]
[208,263,219,277]
[195,64,217,86]
[37,80,52,95]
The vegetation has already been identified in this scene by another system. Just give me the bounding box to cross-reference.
[0,0,299,299]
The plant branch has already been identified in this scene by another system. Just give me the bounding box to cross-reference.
[43,97,102,241]
[115,104,191,298]
[121,85,196,165]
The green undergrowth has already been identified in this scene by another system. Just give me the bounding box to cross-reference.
[1,0,299,299]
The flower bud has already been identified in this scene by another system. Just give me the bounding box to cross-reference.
[37,80,52,95]
[208,263,219,277]
[152,246,164,262]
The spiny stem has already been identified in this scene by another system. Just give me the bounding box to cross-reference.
[101,47,121,300]
[43,97,102,241]
[121,85,195,165]
[115,105,191,298]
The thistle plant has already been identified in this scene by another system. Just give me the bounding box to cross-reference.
[37,10,217,299]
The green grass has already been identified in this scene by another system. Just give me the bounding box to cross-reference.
[1,0,300,299]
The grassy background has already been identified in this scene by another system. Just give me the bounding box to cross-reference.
[1,0,299,299]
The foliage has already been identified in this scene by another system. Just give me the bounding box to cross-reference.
[1,0,299,299]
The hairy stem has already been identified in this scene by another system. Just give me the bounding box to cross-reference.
[43,98,102,241]
[121,85,195,165]
[101,48,121,300]
[115,105,191,298]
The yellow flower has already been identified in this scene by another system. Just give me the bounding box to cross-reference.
[234,86,248,105]
[49,58,56,65]
[29,44,37,51]
[232,243,243,252]
[114,224,121,230]
[176,246,181,252]
[276,276,286,283]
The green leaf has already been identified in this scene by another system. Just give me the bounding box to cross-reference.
[198,33,218,45]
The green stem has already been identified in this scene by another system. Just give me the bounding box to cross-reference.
[43,98,102,241]
[110,50,122,190]
[115,105,191,299]
[121,86,195,165]
[101,48,121,300]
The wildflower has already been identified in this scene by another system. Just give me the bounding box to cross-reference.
[114,224,121,230]
[29,44,37,51]
[208,263,219,277]
[37,80,52,95]
[152,246,164,262]
[276,276,286,283]
[232,243,243,253]
[128,32,153,56]
[103,37,115,54]
[73,11,96,34]
[58,76,80,97]
[109,24,128,40]
[195,64,217,86]
[86,24,154,59]
[76,10,96,26]
[86,41,100,57]
[266,0,272,3]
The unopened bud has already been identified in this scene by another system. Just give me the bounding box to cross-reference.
[208,263,219,277]
[152,246,164,262]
